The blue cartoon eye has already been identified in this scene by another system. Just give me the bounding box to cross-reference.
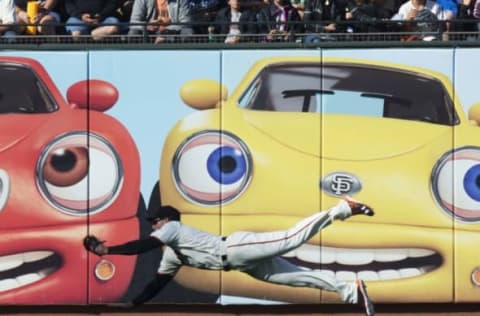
[173,131,252,205]
[432,147,480,222]
[463,164,480,202]
[207,146,247,185]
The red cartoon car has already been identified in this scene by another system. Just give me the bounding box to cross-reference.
[0,57,143,304]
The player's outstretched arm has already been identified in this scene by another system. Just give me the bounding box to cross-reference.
[130,273,174,306]
[108,237,163,255]
[83,235,163,256]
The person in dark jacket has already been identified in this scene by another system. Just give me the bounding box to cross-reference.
[213,0,258,43]
[344,0,393,34]
[257,0,303,41]
[65,0,120,40]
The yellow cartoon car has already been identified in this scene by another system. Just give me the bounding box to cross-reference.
[155,57,480,303]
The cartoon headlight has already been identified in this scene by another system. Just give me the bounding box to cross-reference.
[172,130,252,206]
[37,132,123,215]
[95,259,116,281]
[432,146,480,222]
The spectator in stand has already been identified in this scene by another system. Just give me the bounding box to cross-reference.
[0,0,16,42]
[128,0,192,43]
[127,0,159,36]
[116,0,134,23]
[434,0,460,39]
[257,0,303,41]
[472,0,480,28]
[456,0,475,33]
[190,0,226,34]
[392,0,440,40]
[474,0,480,15]
[213,0,257,43]
[14,0,61,35]
[113,0,134,33]
[344,0,393,33]
[291,0,305,18]
[65,0,120,41]
[393,0,459,40]
[302,0,348,42]
[392,0,439,19]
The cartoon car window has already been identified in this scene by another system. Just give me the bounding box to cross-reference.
[0,64,57,114]
[239,63,457,126]
[240,64,321,111]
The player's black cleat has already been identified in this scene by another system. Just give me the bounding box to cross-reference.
[357,279,375,316]
[343,196,375,217]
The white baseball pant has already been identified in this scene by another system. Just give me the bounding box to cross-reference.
[223,200,358,303]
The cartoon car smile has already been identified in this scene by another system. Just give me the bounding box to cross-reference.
[0,57,143,304]
[155,57,480,303]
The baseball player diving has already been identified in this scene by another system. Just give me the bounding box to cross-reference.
[84,196,375,316]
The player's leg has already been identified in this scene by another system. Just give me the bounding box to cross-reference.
[244,257,375,315]
[244,257,356,302]
[227,208,337,266]
[226,197,373,266]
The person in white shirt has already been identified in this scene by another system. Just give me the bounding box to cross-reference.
[391,0,440,40]
[0,0,17,41]
[85,196,376,315]
[392,0,440,19]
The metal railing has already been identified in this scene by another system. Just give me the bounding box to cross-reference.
[0,20,479,47]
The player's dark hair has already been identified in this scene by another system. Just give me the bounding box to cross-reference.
[147,205,181,222]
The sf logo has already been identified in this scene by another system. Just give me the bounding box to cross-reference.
[321,172,362,196]
[331,175,354,195]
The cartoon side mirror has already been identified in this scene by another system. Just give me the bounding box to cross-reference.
[180,79,228,110]
[67,80,119,112]
[468,102,480,126]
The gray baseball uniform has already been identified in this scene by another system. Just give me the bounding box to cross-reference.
[150,199,358,303]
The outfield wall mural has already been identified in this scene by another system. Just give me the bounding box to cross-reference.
[0,49,479,305]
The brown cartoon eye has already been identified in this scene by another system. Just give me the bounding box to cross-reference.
[43,147,89,187]
[37,132,123,215]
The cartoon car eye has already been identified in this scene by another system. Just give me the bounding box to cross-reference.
[0,169,9,213]
[37,132,123,215]
[172,131,252,205]
[432,147,480,222]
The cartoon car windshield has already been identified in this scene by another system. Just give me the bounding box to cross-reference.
[239,63,457,125]
[0,64,57,114]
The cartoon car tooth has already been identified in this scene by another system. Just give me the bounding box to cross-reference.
[0,57,144,304]
[154,57,480,303]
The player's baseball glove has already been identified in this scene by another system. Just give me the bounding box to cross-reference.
[83,235,106,256]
